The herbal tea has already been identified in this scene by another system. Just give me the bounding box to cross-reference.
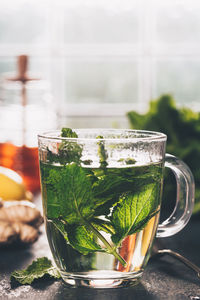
[40,160,163,281]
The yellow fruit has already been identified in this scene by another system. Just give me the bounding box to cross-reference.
[0,166,32,201]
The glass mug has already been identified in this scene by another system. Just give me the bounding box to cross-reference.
[38,129,195,288]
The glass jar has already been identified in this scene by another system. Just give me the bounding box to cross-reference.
[0,77,57,193]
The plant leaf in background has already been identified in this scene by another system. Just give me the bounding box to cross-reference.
[10,257,60,285]
[127,94,200,215]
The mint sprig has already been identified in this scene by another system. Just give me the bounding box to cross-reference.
[42,128,161,267]
[45,163,127,266]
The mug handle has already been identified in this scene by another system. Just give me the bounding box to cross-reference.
[156,154,195,238]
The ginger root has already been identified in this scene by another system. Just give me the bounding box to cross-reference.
[0,200,43,246]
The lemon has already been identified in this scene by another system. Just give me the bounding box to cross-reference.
[0,166,32,201]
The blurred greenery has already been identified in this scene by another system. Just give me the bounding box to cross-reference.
[127,94,200,216]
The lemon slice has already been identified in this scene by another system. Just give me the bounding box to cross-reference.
[0,166,32,201]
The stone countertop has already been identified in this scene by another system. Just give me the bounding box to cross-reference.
[0,209,200,300]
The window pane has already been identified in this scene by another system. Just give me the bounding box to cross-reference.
[0,1,48,44]
[59,116,129,129]
[153,59,200,104]
[155,1,200,44]
[0,58,15,76]
[63,1,139,44]
[29,57,51,81]
[64,59,139,103]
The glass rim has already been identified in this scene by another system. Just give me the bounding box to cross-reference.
[38,129,167,142]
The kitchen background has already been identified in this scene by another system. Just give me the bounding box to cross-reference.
[1,0,200,128]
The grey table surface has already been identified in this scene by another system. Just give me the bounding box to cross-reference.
[0,197,200,300]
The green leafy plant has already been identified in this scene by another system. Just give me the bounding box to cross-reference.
[127,94,200,215]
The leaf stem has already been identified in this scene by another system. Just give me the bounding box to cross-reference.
[83,218,127,267]
[71,172,126,267]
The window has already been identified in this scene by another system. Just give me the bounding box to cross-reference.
[0,0,200,128]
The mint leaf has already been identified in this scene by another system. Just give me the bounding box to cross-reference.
[92,166,159,217]
[92,175,127,216]
[61,128,78,138]
[45,163,124,261]
[128,209,159,235]
[46,163,96,224]
[97,136,108,169]
[57,141,82,165]
[110,183,160,246]
[91,218,115,235]
[93,174,130,200]
[47,128,82,165]
[92,169,140,216]
[10,257,60,285]
[52,219,68,241]
[67,225,102,255]
[93,166,160,201]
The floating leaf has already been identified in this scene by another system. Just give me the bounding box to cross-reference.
[111,183,160,246]
[67,225,102,255]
